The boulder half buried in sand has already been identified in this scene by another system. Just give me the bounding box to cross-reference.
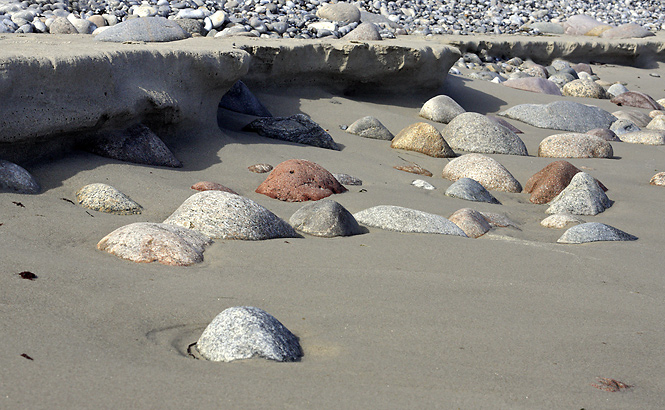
[442,112,528,156]
[445,177,500,204]
[243,114,339,150]
[546,172,612,216]
[289,199,363,237]
[164,191,298,240]
[524,161,606,204]
[256,159,347,202]
[0,160,40,194]
[353,205,467,237]
[557,222,637,244]
[346,116,394,140]
[419,95,466,123]
[76,183,143,215]
[82,123,182,167]
[442,154,522,193]
[538,133,613,158]
[611,91,664,110]
[196,306,302,362]
[499,101,617,132]
[391,122,455,158]
[448,208,492,238]
[97,222,211,266]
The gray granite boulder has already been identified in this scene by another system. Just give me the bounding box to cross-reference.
[343,22,381,41]
[346,116,394,140]
[95,17,190,42]
[197,306,302,362]
[316,3,361,24]
[353,205,467,237]
[600,23,655,39]
[548,73,576,88]
[76,183,142,215]
[444,177,500,204]
[610,119,640,135]
[49,16,78,34]
[563,14,605,35]
[538,133,613,158]
[289,199,363,237]
[525,22,564,34]
[174,18,203,36]
[219,80,272,117]
[164,191,298,240]
[442,154,522,193]
[557,222,637,244]
[82,124,182,167]
[546,172,612,216]
[419,95,466,124]
[0,160,40,194]
[442,112,528,156]
[333,173,362,185]
[499,101,617,132]
[97,222,211,266]
[243,114,339,150]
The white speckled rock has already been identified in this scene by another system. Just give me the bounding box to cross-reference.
[76,183,142,215]
[0,160,40,194]
[346,116,394,140]
[557,222,637,244]
[419,95,465,124]
[546,172,612,215]
[538,133,613,158]
[499,101,616,132]
[444,177,500,204]
[412,179,436,190]
[353,205,467,237]
[646,116,665,131]
[164,191,298,240]
[540,214,585,229]
[442,154,522,193]
[619,130,665,145]
[97,222,211,266]
[442,112,528,156]
[197,306,302,362]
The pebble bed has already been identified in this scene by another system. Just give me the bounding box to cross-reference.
[0,0,662,39]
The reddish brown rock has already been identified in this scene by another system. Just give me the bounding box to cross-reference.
[524,160,607,204]
[255,159,347,202]
[611,91,664,110]
[191,181,239,195]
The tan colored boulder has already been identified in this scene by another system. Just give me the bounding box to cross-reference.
[391,122,455,158]
[442,153,522,193]
[538,133,613,158]
[562,79,608,99]
[256,159,347,202]
[448,208,492,238]
[541,214,585,229]
[619,130,665,145]
[191,181,238,194]
[646,116,665,131]
[584,25,612,36]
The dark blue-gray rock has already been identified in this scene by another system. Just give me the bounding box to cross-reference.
[546,172,612,216]
[442,112,528,156]
[219,80,272,117]
[445,177,500,204]
[97,222,211,266]
[197,306,302,362]
[333,173,362,186]
[94,17,190,43]
[353,205,467,237]
[610,119,640,135]
[82,124,182,167]
[164,191,298,240]
[289,199,363,237]
[557,222,637,244]
[419,95,466,124]
[0,160,40,194]
[343,22,381,40]
[499,101,617,132]
[346,116,393,140]
[243,114,339,150]
[76,183,142,215]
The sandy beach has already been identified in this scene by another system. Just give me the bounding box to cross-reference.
[2,31,665,409]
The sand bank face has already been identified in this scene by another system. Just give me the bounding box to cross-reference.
[2,35,665,409]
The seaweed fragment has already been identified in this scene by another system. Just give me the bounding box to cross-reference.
[18,271,37,280]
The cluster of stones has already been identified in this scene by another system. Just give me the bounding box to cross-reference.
[0,0,661,39]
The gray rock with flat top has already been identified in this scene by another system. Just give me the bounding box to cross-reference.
[499,101,616,132]
[197,306,302,362]
[76,183,142,215]
[353,205,467,237]
[557,222,637,244]
[442,112,528,156]
[95,16,190,42]
[290,199,363,237]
